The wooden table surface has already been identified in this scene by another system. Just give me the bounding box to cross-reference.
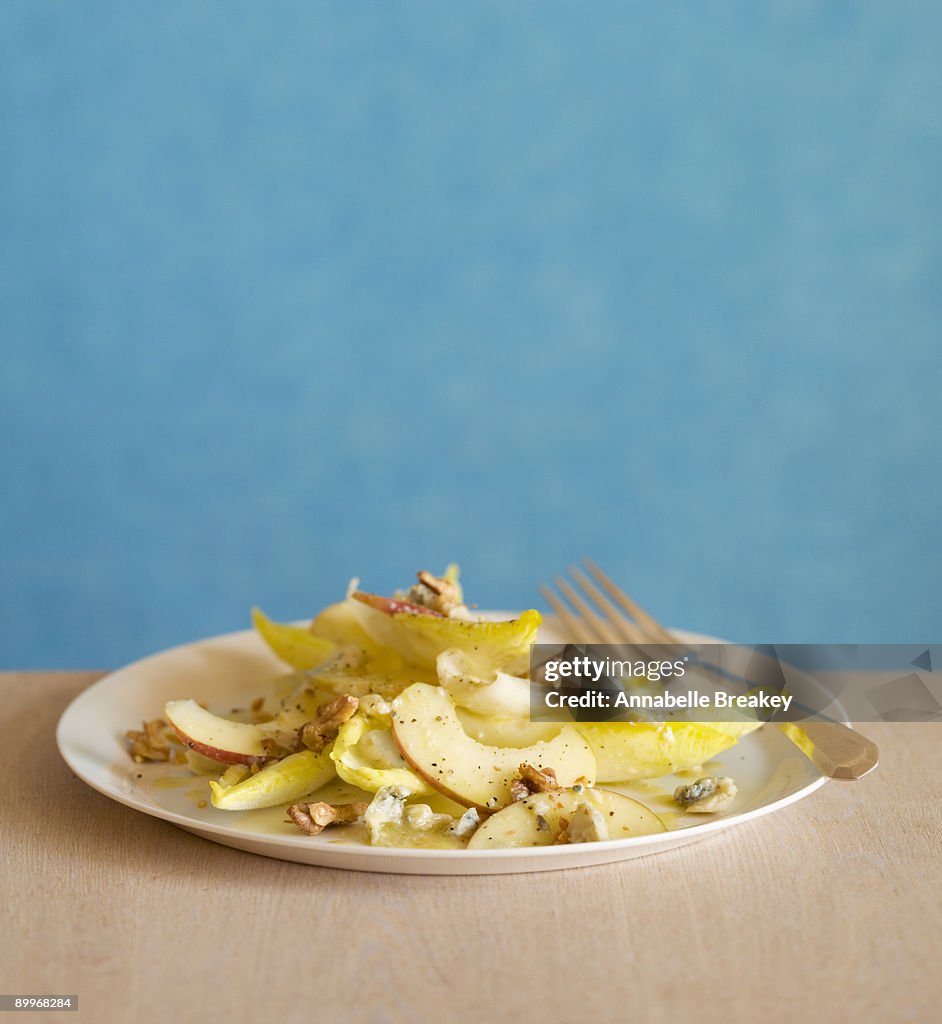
[2,671,939,1024]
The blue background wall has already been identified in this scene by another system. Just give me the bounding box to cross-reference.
[2,2,939,667]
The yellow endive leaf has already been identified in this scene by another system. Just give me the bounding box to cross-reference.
[252,607,336,671]
[331,710,433,796]
[350,595,541,671]
[575,720,762,783]
[209,749,336,810]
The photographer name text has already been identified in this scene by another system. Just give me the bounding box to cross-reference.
[543,689,794,712]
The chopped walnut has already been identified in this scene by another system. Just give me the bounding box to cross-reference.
[286,800,368,836]
[509,780,530,802]
[402,570,467,616]
[297,694,359,752]
[510,763,559,801]
[126,719,171,763]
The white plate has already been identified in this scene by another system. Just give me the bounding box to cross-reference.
[56,623,828,875]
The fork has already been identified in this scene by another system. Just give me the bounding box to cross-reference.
[540,560,879,781]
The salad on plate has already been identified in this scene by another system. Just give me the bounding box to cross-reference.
[126,568,760,851]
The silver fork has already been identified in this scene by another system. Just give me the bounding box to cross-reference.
[540,560,879,781]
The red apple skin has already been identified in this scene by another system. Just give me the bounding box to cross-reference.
[390,728,481,809]
[169,727,269,766]
[164,700,273,765]
[351,591,445,618]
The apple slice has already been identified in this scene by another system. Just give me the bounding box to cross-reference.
[467,786,666,850]
[165,699,269,765]
[391,683,596,810]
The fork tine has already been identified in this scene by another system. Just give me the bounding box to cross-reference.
[539,584,593,644]
[554,575,622,644]
[582,559,676,643]
[567,566,651,644]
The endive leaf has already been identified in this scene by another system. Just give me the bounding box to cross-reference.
[575,720,762,783]
[330,707,432,796]
[209,749,336,810]
[350,595,541,671]
[252,607,336,671]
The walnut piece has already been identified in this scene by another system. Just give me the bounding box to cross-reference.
[126,719,170,763]
[286,801,368,836]
[510,763,559,801]
[298,694,360,752]
[404,570,466,616]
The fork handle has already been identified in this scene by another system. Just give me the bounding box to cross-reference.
[776,721,879,780]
